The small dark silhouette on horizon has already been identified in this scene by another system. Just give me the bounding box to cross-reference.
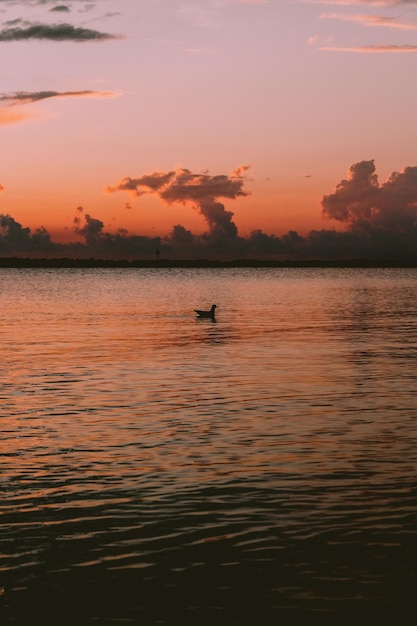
[194,304,217,320]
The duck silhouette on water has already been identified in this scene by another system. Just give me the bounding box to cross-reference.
[194,304,217,320]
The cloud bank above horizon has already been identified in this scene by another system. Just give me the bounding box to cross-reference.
[1,161,417,261]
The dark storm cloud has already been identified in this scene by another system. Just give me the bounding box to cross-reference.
[74,213,104,244]
[167,224,196,247]
[70,212,162,259]
[0,21,122,42]
[0,212,163,260]
[106,167,250,242]
[322,160,417,232]
[0,214,55,255]
[321,160,379,224]
[199,199,238,239]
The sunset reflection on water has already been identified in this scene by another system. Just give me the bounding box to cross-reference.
[1,267,417,623]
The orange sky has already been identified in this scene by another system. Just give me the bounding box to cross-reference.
[2,0,417,258]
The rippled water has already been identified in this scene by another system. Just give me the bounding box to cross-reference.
[1,267,417,624]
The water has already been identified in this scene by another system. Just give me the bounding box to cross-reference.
[1,267,417,624]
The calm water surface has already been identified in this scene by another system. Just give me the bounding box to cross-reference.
[1,267,417,624]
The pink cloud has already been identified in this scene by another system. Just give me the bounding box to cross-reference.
[320,13,417,30]
[312,1,411,6]
[320,44,417,51]
[0,108,39,125]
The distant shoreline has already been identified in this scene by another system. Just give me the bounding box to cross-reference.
[1,257,417,269]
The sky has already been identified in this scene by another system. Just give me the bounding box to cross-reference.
[1,0,417,260]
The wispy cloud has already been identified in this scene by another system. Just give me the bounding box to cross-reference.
[320,13,417,29]
[49,5,71,12]
[313,4,417,53]
[320,43,417,50]
[0,89,118,105]
[0,21,123,42]
[228,0,270,4]
[0,108,37,125]
[309,1,417,6]
[0,89,119,125]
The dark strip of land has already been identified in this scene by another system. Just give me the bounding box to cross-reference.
[1,257,417,268]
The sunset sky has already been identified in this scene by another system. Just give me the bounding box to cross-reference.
[1,0,417,258]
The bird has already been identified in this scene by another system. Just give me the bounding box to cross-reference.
[194,304,217,319]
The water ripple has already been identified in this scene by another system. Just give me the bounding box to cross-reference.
[1,268,417,623]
